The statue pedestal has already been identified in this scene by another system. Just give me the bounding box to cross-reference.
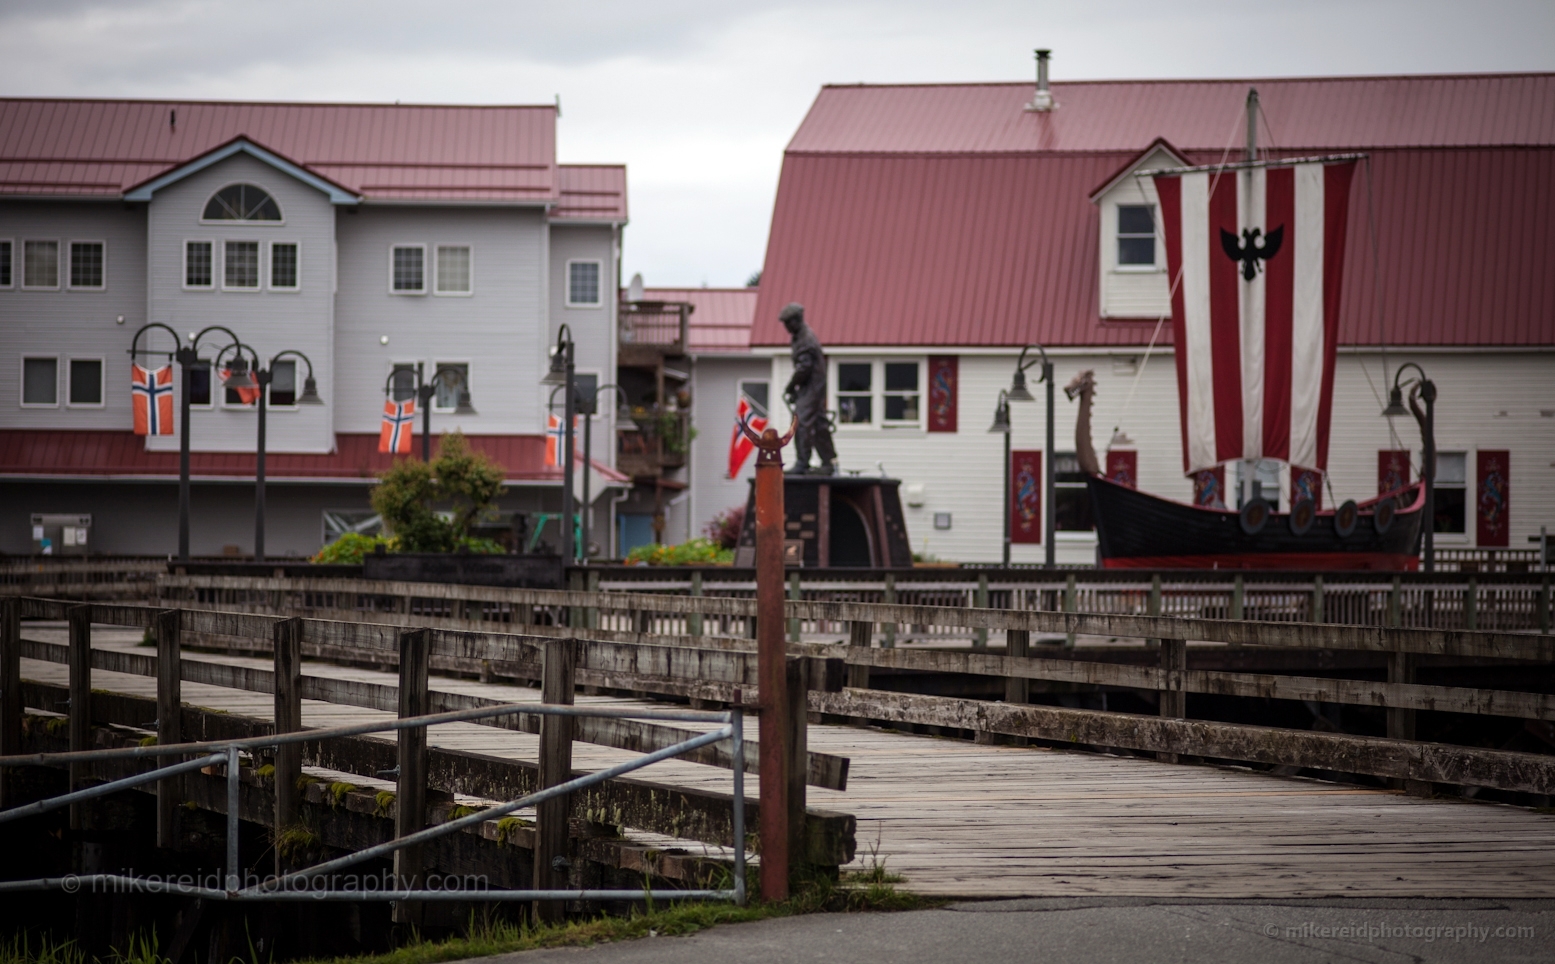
[733,475,912,568]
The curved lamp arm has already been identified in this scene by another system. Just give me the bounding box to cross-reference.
[128,323,183,363]
[1391,361,1429,392]
[1015,344,1052,382]
[269,349,315,381]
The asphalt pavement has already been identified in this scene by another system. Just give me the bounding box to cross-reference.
[468,898,1555,964]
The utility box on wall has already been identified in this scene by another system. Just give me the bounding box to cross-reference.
[32,514,92,557]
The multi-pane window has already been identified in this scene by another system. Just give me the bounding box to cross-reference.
[22,357,57,406]
[567,260,601,306]
[269,360,297,406]
[882,362,920,424]
[185,241,213,287]
[1433,452,1467,534]
[24,240,59,288]
[434,363,469,410]
[836,363,872,424]
[69,242,104,289]
[1117,204,1157,267]
[203,184,281,221]
[224,241,259,288]
[1054,452,1096,531]
[270,243,298,289]
[0,240,14,287]
[68,359,103,406]
[389,363,418,401]
[392,246,425,293]
[436,245,472,294]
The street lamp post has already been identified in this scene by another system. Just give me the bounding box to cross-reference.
[1007,345,1055,567]
[541,326,577,564]
[988,391,1012,565]
[242,350,323,563]
[131,324,249,561]
[1381,362,1438,573]
[384,364,477,464]
[574,383,623,566]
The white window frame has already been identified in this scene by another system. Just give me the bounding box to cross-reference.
[66,356,107,409]
[199,181,286,226]
[0,238,14,289]
[221,239,262,292]
[266,358,300,410]
[20,354,60,408]
[1112,203,1159,273]
[66,240,107,291]
[21,239,61,291]
[390,244,427,295]
[830,358,925,431]
[431,360,472,413]
[1432,449,1471,543]
[183,239,215,290]
[565,258,603,308]
[387,360,421,402]
[433,244,474,297]
[269,240,301,291]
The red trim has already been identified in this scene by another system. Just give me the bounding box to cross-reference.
[1262,166,1295,462]
[1207,170,1244,464]
[1155,175,1192,474]
[1102,552,1420,571]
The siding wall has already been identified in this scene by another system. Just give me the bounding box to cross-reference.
[334,205,547,436]
[1097,145,1175,320]
[548,224,618,467]
[755,348,1555,564]
[685,355,770,543]
[0,201,147,430]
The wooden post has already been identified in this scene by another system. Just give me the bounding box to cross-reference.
[785,657,807,883]
[272,617,303,872]
[1310,574,1325,624]
[1387,650,1416,742]
[787,571,802,644]
[973,573,989,648]
[1063,573,1077,648]
[393,628,431,926]
[882,573,897,649]
[68,605,91,831]
[1540,574,1551,634]
[1230,575,1245,621]
[845,621,872,690]
[1148,574,1162,646]
[1465,578,1478,631]
[156,609,182,849]
[533,637,577,923]
[752,425,790,902]
[688,570,704,639]
[585,569,599,631]
[1388,575,1403,628]
[0,598,20,809]
[1005,629,1030,747]
[567,570,583,630]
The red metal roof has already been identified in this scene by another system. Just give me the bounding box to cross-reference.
[0,431,628,484]
[753,74,1555,349]
[637,287,758,352]
[555,164,627,221]
[0,98,558,202]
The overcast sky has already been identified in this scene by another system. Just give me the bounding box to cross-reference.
[3,0,1551,287]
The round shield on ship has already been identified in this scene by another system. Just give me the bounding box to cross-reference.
[1334,500,1359,537]
[1289,497,1316,536]
[1373,497,1397,534]
[1239,497,1270,535]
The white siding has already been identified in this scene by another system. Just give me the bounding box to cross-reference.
[548,225,618,464]
[0,202,147,430]
[335,205,547,436]
[1096,145,1176,320]
[685,355,770,542]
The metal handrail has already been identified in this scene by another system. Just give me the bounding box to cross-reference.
[0,701,747,905]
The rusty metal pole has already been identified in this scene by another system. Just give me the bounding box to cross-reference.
[742,415,794,901]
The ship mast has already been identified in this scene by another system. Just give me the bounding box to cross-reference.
[1240,87,1260,511]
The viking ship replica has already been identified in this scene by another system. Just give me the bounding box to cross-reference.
[1077,90,1425,571]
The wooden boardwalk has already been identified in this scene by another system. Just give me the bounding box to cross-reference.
[21,623,1555,899]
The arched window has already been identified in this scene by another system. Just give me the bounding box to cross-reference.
[203,184,281,221]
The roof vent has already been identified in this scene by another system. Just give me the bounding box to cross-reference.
[627,272,644,303]
[1025,49,1055,112]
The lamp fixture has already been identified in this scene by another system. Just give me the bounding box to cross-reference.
[297,375,325,405]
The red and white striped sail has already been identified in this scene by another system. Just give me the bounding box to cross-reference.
[1154,160,1356,476]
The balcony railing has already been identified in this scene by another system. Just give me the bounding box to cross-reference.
[619,301,691,353]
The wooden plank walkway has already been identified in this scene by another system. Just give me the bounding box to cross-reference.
[19,623,1555,899]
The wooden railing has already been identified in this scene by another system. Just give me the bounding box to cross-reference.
[142,573,1555,798]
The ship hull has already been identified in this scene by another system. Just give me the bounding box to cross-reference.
[1087,476,1425,571]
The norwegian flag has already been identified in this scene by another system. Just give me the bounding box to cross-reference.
[726,387,768,478]
[1154,160,1356,476]
[379,398,416,454]
[545,412,577,467]
[131,363,175,436]
[220,368,262,406]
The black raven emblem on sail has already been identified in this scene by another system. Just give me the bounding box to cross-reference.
[1220,226,1284,281]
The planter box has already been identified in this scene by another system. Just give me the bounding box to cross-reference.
[362,553,563,589]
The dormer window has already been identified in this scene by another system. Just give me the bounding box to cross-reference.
[203,184,281,221]
[1117,205,1157,268]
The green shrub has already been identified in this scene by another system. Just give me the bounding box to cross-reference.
[369,432,507,553]
[625,537,732,567]
[312,532,396,564]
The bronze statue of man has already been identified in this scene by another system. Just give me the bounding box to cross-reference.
[780,302,836,475]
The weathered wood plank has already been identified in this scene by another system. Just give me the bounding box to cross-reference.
[534,637,576,922]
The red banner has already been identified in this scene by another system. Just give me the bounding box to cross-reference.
[927,356,957,432]
[1377,450,1411,495]
[1290,465,1323,510]
[1105,450,1137,489]
[1191,466,1226,508]
[1476,450,1510,547]
[1010,450,1042,544]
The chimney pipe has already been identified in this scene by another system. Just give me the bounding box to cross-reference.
[1026,49,1054,112]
